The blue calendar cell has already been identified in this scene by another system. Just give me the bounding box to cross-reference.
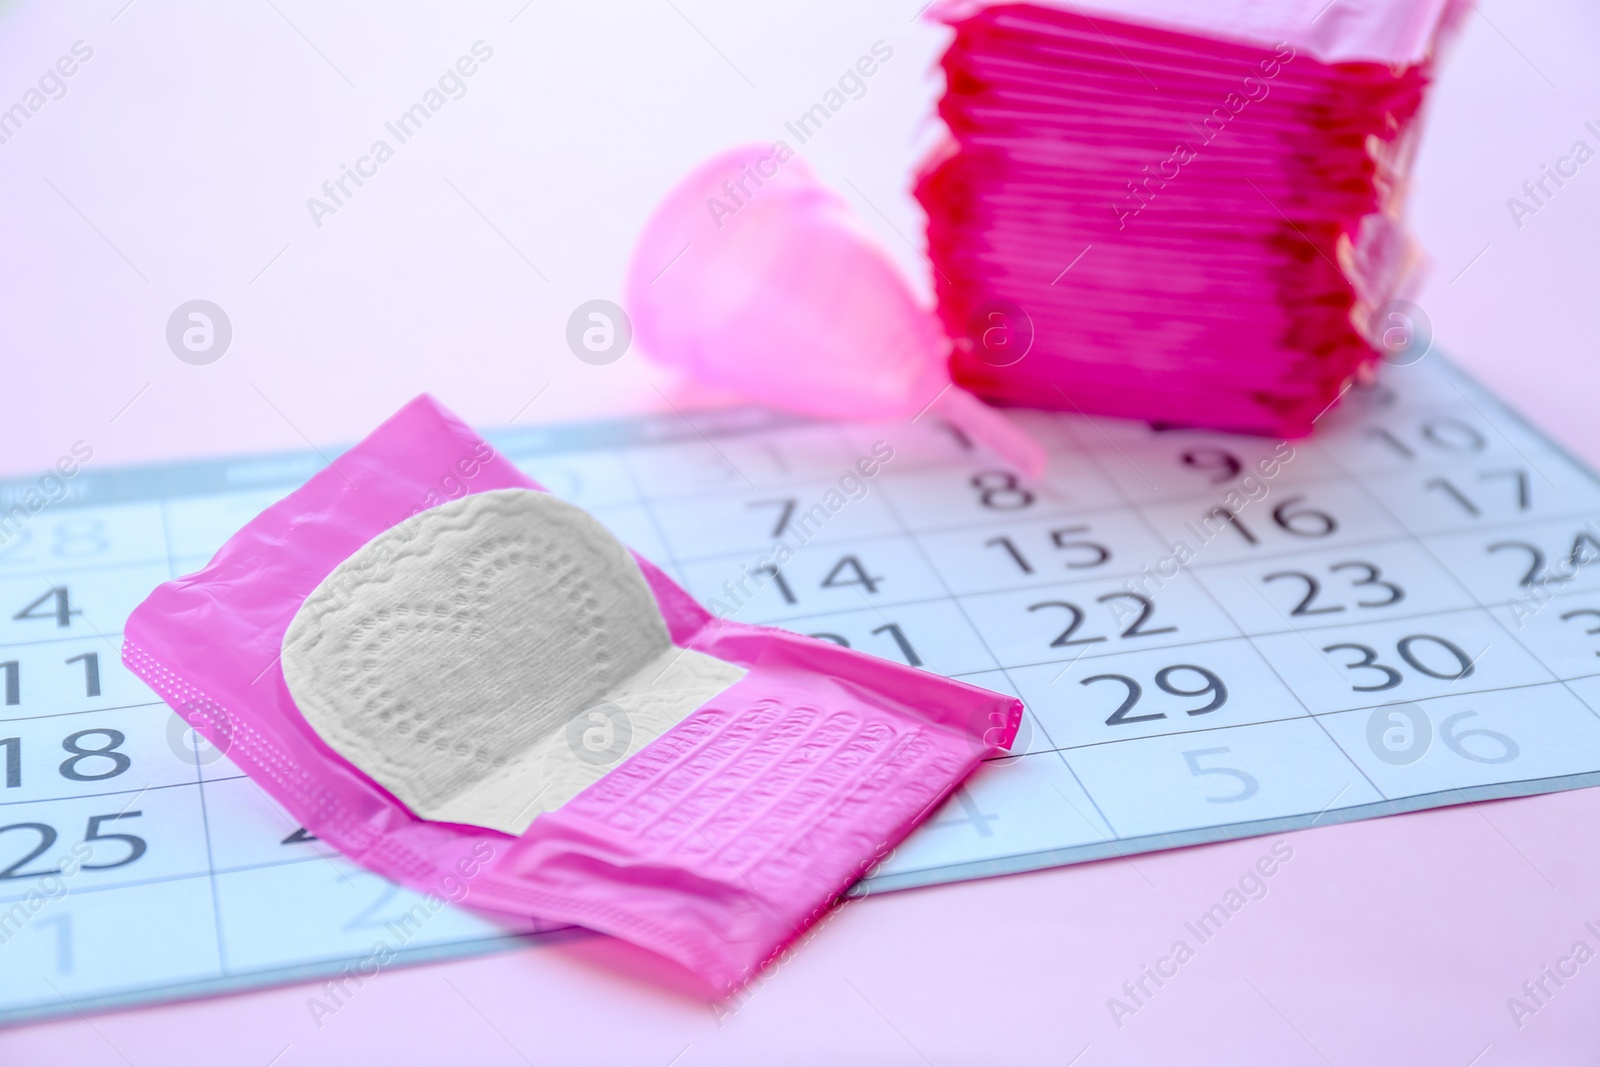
[1139,482,1408,567]
[163,488,295,562]
[915,508,1169,598]
[708,425,865,487]
[0,503,168,576]
[0,703,196,804]
[1365,454,1600,535]
[0,564,173,647]
[0,640,153,717]
[1319,684,1600,799]
[619,440,759,498]
[198,774,339,873]
[1061,718,1383,841]
[213,861,539,975]
[648,481,904,561]
[865,751,1115,891]
[1012,639,1306,751]
[1251,609,1555,714]
[1194,540,1477,638]
[958,570,1240,669]
[876,455,1123,533]
[1487,587,1600,681]
[585,503,673,571]
[1562,674,1600,717]
[677,536,948,623]
[168,720,259,786]
[1076,427,1349,505]
[1426,516,1600,604]
[0,785,212,901]
[1321,408,1560,477]
[0,875,221,1009]
[517,450,638,510]
[839,417,1030,471]
[622,425,857,498]
[780,602,999,677]
[1310,371,1472,429]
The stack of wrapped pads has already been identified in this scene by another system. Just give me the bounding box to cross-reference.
[918,0,1465,435]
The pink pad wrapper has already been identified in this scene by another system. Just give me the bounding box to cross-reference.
[121,396,1022,994]
[916,0,1464,436]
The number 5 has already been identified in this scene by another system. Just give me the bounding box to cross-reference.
[1183,748,1259,803]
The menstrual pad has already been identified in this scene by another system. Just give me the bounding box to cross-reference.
[122,395,1021,993]
[918,0,1465,435]
[281,488,746,835]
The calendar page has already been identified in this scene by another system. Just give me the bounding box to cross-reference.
[5,355,1600,1025]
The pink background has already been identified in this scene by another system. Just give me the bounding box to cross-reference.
[1,0,1598,1063]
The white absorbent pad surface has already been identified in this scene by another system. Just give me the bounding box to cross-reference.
[281,487,747,835]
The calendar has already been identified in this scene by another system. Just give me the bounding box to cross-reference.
[5,354,1600,1026]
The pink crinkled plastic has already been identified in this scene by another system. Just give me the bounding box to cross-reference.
[928,0,1458,66]
[917,0,1466,437]
[121,395,1021,995]
[625,143,1047,478]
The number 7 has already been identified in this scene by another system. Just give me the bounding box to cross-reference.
[1182,748,1259,803]
[747,498,798,539]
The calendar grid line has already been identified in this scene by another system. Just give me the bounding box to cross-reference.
[1232,573,1426,732]
[614,439,693,589]
[855,764,1600,896]
[741,599,1587,672]
[0,383,1538,512]
[0,398,1554,525]
[8,483,1595,586]
[0,926,569,1030]
[953,676,1597,760]
[189,738,231,975]
[1437,388,1567,497]
[0,772,250,809]
[1000,422,1240,827]
[0,631,137,655]
[1438,366,1600,493]
[698,530,1436,622]
[0,699,168,725]
[0,557,179,581]
[855,423,1121,840]
[165,493,226,976]
[0,844,352,905]
[3,590,1570,680]
[1287,372,1600,796]
[1321,414,1600,731]
[656,512,1600,592]
[1058,419,1389,804]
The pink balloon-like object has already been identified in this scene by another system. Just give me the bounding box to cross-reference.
[625,143,1045,477]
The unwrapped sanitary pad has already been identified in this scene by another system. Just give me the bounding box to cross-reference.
[123,396,1021,992]
[282,488,747,835]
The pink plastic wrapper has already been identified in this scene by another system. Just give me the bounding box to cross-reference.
[121,396,1021,995]
[918,0,1465,436]
[625,144,1047,478]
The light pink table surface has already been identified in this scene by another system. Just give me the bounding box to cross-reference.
[1,0,1597,1063]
